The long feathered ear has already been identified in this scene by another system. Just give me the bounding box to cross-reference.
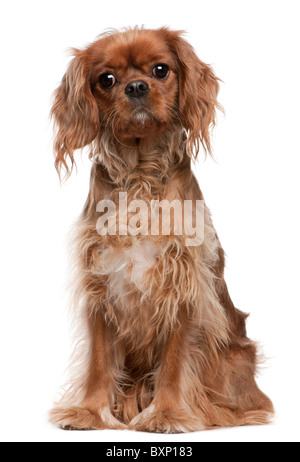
[51,49,99,180]
[166,31,222,158]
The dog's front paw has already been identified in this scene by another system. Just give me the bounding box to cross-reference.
[129,404,204,433]
[49,405,126,431]
[49,406,102,430]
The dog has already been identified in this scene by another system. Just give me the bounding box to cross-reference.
[49,27,274,432]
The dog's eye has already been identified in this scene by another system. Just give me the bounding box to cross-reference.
[152,64,170,80]
[99,73,116,89]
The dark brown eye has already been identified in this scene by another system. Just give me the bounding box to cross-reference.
[99,73,116,89]
[152,64,170,80]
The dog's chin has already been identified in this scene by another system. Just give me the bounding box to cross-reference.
[116,108,167,140]
[132,109,152,127]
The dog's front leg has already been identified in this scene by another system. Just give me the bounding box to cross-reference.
[50,309,125,430]
[130,310,204,433]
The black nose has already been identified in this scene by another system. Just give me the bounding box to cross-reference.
[125,80,150,99]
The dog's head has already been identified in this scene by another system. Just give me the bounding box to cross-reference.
[52,28,220,178]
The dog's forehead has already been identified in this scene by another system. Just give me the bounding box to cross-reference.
[91,31,174,70]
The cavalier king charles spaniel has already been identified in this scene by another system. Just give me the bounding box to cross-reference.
[49,27,274,432]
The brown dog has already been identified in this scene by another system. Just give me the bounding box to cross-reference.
[49,27,274,432]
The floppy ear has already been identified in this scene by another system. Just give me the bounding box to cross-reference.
[51,49,99,179]
[167,31,221,158]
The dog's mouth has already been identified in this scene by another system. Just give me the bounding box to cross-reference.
[131,108,153,127]
[110,101,169,140]
[114,105,161,139]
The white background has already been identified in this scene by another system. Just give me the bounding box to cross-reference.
[0,0,299,443]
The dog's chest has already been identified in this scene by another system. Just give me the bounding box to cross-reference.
[99,240,160,299]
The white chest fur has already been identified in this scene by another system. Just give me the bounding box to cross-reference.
[97,241,160,300]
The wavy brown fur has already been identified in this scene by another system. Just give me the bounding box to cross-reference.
[49,27,273,432]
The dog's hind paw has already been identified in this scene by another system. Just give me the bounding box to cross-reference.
[49,405,126,431]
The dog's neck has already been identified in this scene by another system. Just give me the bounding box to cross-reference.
[92,126,188,197]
